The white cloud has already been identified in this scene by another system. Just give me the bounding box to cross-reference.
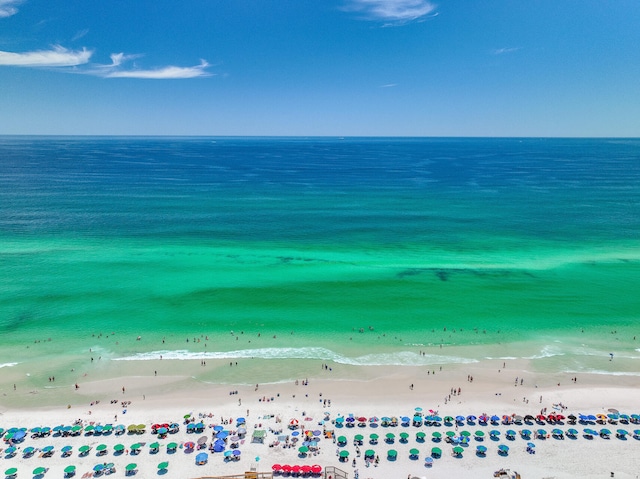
[101,59,211,79]
[71,29,89,42]
[0,45,92,66]
[380,83,397,88]
[347,0,437,22]
[492,47,520,55]
[0,0,22,18]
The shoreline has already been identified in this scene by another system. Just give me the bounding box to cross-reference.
[2,356,640,479]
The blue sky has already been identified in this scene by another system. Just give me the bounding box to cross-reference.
[1,0,639,136]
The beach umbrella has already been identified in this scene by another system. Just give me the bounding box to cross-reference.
[157,461,169,470]
[455,416,465,423]
[157,427,168,435]
[431,431,441,439]
[62,445,73,454]
[467,415,477,422]
[399,432,409,440]
[184,441,195,449]
[354,434,364,442]
[552,429,563,436]
[339,450,349,458]
[224,451,233,457]
[409,448,420,457]
[298,446,309,453]
[460,430,471,437]
[617,429,628,436]
[337,435,347,444]
[271,464,282,471]
[415,407,423,412]
[527,442,536,448]
[385,433,395,440]
[452,446,464,455]
[149,442,160,450]
[196,452,208,464]
[125,463,137,473]
[114,444,125,452]
[498,444,509,454]
[4,468,17,476]
[33,467,47,475]
[506,430,516,438]
[416,432,426,439]
[23,446,36,455]
[445,431,456,437]
[41,445,54,453]
[364,449,375,457]
[93,465,104,473]
[63,465,76,474]
[567,428,579,436]
[475,430,485,437]
[167,442,178,450]
[130,443,141,451]
[78,445,90,454]
[490,430,500,437]
[536,429,547,437]
[96,444,107,453]
[387,449,397,458]
[521,429,532,437]
[311,464,322,474]
[232,450,241,457]
[476,445,487,454]
[444,416,454,423]
[369,433,379,440]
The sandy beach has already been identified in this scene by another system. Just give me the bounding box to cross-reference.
[2,357,640,479]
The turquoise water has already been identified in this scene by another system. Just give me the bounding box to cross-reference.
[1,137,639,376]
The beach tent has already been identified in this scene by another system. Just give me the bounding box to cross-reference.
[252,430,266,444]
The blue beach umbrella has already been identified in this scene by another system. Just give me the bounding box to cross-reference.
[527,442,536,448]
[489,430,500,437]
[195,452,208,464]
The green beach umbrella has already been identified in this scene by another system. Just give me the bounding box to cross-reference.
[460,430,471,437]
[167,442,178,449]
[387,449,397,457]
[84,425,94,432]
[364,449,375,457]
[96,444,107,452]
[452,446,464,455]
[416,432,426,439]
[298,446,309,453]
[130,443,141,450]
[114,444,125,452]
[339,450,349,458]
[157,461,169,470]
[409,448,420,456]
[445,431,456,437]
[125,463,137,471]
[475,430,485,437]
[385,433,395,439]
[4,468,17,476]
[354,434,364,441]
[431,447,442,457]
[337,436,347,443]
[78,445,91,453]
[102,424,113,432]
[64,465,76,473]
[33,467,47,475]
[432,432,442,438]
[369,433,379,440]
[399,432,409,439]
[149,442,160,450]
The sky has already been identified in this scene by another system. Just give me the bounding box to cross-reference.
[1,0,639,136]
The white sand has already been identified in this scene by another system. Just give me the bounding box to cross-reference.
[2,360,640,479]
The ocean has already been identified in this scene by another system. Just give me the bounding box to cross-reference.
[1,137,639,389]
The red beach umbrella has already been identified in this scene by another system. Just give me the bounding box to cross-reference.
[291,465,301,473]
[311,464,322,474]
[301,465,312,473]
[281,465,292,473]
[271,464,282,471]
[357,417,367,422]
[536,415,546,421]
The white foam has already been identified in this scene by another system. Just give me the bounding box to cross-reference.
[0,362,18,368]
[112,347,478,367]
[524,345,566,360]
[564,369,640,377]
